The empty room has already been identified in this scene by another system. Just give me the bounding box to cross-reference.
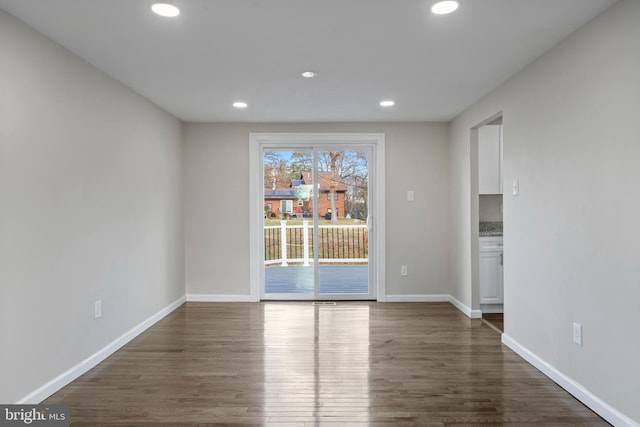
[1,0,638,425]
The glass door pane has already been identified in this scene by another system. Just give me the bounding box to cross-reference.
[263,149,315,298]
[317,149,370,296]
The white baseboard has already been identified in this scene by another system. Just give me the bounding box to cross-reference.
[502,334,639,427]
[17,295,186,404]
[384,294,450,302]
[374,294,483,320]
[449,295,483,318]
[479,303,504,314]
[186,293,256,302]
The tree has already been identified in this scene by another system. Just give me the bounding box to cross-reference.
[263,152,290,191]
[327,151,341,223]
[264,150,369,222]
[318,150,368,221]
[264,151,312,191]
[289,151,312,178]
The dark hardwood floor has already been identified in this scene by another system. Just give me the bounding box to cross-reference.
[44,302,608,426]
[481,313,504,333]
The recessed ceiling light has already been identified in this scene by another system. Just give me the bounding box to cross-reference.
[431,1,459,15]
[380,100,395,107]
[301,71,318,78]
[151,3,180,17]
[233,102,248,109]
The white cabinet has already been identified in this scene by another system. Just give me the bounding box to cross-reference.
[479,237,503,304]
[478,125,503,194]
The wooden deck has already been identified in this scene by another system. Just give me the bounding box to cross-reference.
[44,302,608,425]
[265,264,369,295]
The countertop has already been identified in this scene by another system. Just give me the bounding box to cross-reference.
[480,221,503,237]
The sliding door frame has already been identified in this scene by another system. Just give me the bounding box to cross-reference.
[249,133,386,301]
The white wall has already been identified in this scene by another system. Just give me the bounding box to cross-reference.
[0,10,184,403]
[479,195,502,222]
[183,122,450,298]
[4,0,635,421]
[449,0,640,424]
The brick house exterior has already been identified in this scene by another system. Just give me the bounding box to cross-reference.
[264,171,346,218]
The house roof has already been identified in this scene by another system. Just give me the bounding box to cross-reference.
[265,172,346,199]
[300,171,347,192]
[264,189,296,199]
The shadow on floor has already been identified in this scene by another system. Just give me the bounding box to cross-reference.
[482,313,503,333]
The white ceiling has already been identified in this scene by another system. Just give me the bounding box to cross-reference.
[0,0,617,122]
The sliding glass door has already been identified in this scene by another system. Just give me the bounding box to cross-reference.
[262,146,372,300]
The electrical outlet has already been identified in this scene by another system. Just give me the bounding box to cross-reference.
[400,265,408,276]
[95,300,102,319]
[572,322,582,346]
[407,190,414,202]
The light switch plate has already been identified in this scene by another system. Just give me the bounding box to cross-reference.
[573,322,582,346]
[95,300,102,319]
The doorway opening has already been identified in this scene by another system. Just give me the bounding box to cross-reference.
[472,115,504,332]
[249,133,385,301]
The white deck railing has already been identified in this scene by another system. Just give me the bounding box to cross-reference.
[264,221,368,266]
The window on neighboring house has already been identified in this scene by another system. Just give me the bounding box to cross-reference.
[297,199,304,206]
[265,203,272,212]
[280,200,293,213]
[327,192,339,201]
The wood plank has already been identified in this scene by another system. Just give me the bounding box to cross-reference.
[44,302,610,425]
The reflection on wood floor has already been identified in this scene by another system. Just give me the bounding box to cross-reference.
[45,302,609,426]
[482,313,504,333]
